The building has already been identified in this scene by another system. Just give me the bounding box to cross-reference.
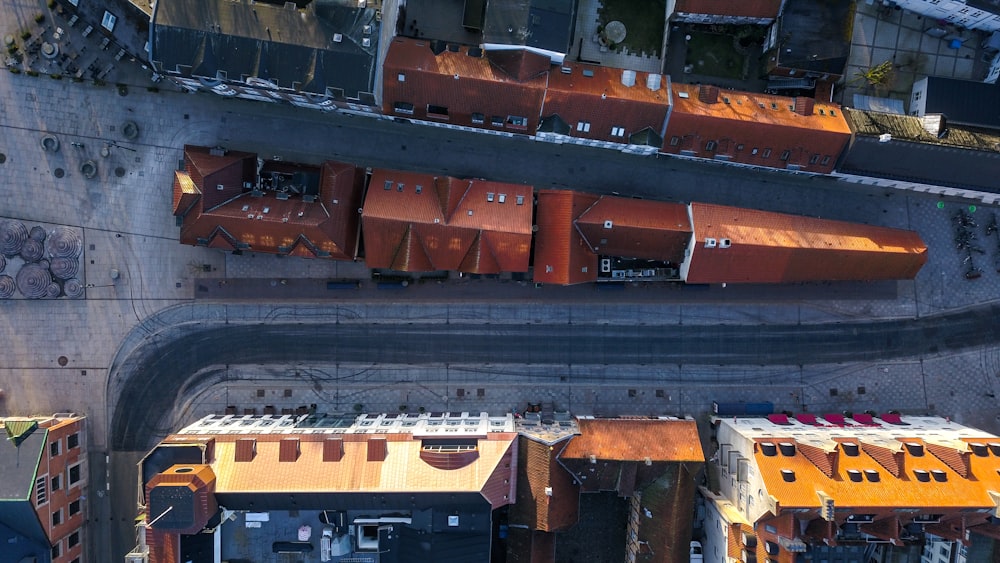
[703,413,1000,562]
[362,168,534,274]
[382,37,550,135]
[480,0,578,63]
[884,0,1000,33]
[130,412,518,563]
[681,202,928,284]
[533,191,691,285]
[837,107,1000,196]
[663,84,852,174]
[670,0,785,25]
[0,414,87,563]
[909,76,1000,129]
[508,415,704,563]
[172,145,364,260]
[762,0,852,83]
[150,0,380,113]
[537,64,670,154]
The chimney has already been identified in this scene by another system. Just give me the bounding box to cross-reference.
[698,85,720,104]
[793,97,815,116]
[367,437,387,461]
[323,438,344,462]
[621,69,636,87]
[279,438,300,462]
[920,114,947,137]
[235,438,256,462]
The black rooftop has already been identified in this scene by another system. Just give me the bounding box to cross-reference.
[483,0,577,56]
[774,0,851,76]
[149,485,198,531]
[922,76,1000,130]
[152,0,378,99]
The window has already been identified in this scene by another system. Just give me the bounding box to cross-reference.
[396,73,405,82]
[52,509,62,526]
[51,474,61,492]
[35,477,47,505]
[426,104,449,118]
[751,147,759,155]
[68,463,81,485]
[392,102,414,115]
[809,155,819,164]
[780,150,791,161]
[69,499,81,516]
[611,126,625,137]
[762,148,772,158]
[669,136,680,146]
[52,542,61,559]
[50,440,60,457]
[913,91,921,101]
[505,115,528,129]
[491,116,504,127]
[101,10,117,32]
[576,121,591,133]
[736,144,744,151]
[821,156,830,165]
[68,531,79,548]
[705,141,717,151]
[471,112,484,124]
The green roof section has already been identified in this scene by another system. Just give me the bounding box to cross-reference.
[3,420,38,447]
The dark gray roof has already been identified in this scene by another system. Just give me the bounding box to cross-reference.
[152,0,378,99]
[774,0,850,76]
[966,0,1000,16]
[398,526,491,563]
[923,76,1000,130]
[845,107,1000,153]
[482,0,577,55]
[0,519,49,563]
[839,135,1000,193]
[539,114,571,135]
[0,427,44,501]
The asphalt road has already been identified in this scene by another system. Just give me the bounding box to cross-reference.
[110,302,1000,451]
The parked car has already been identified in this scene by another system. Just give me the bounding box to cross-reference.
[690,540,704,562]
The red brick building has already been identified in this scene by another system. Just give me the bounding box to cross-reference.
[0,414,87,563]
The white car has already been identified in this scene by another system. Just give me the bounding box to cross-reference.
[690,540,704,562]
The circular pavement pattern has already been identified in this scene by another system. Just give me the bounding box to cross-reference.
[45,282,61,299]
[0,275,14,299]
[29,226,46,242]
[19,238,44,263]
[0,220,29,256]
[49,257,79,280]
[63,278,84,299]
[15,264,51,299]
[47,227,83,258]
[0,254,5,274]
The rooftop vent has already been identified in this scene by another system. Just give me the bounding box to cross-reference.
[216,184,225,191]
[498,193,506,203]
[760,442,777,456]
[847,469,863,482]
[705,238,717,248]
[864,469,880,482]
[914,469,930,482]
[604,220,613,229]
[781,469,795,482]
[778,442,796,456]
[560,66,572,74]
[516,195,524,205]
[677,91,689,99]
[487,192,495,202]
[333,33,343,43]
[842,442,860,456]
[621,69,636,87]
[719,238,731,248]
[582,69,595,78]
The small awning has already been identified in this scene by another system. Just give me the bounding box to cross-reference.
[4,419,38,447]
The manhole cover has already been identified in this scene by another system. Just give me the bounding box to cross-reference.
[54,168,64,178]
[57,356,68,366]
[115,167,125,177]
[121,120,139,140]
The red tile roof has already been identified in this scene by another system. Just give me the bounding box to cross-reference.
[542,64,670,143]
[533,190,599,285]
[663,84,851,173]
[175,147,364,261]
[511,437,580,532]
[363,168,533,273]
[575,196,691,262]
[683,202,928,284]
[673,0,783,19]
[382,37,548,131]
[560,419,704,462]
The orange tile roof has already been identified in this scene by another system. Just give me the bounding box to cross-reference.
[560,419,703,462]
[511,437,579,532]
[542,64,670,143]
[663,84,851,173]
[673,0,783,19]
[382,37,548,131]
[532,189,599,285]
[575,196,691,262]
[206,433,517,506]
[363,168,533,273]
[683,202,928,284]
[176,148,364,261]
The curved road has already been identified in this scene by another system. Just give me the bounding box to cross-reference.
[111,303,1000,450]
